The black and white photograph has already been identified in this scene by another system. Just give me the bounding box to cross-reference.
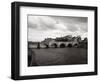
[11,2,97,80]
[28,15,88,66]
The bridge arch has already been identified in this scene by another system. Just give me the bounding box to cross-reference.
[60,43,66,48]
[67,43,72,48]
[73,43,78,47]
[50,43,58,48]
[43,44,49,48]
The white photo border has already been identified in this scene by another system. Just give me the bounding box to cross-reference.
[20,6,95,76]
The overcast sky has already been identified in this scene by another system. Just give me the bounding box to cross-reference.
[28,15,88,42]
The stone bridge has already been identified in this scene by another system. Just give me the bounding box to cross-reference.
[29,39,79,49]
[42,40,78,48]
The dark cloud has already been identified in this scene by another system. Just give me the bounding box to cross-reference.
[28,21,38,28]
[38,17,56,30]
[50,16,88,32]
[28,15,88,33]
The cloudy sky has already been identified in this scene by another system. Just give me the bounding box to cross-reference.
[28,15,88,42]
